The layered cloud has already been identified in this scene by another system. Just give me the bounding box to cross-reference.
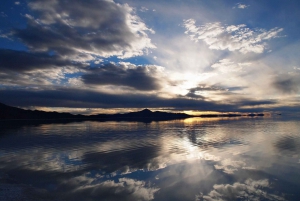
[0,49,84,86]
[0,49,80,72]
[184,19,283,54]
[13,0,155,60]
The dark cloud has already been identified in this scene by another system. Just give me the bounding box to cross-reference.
[82,63,162,91]
[0,49,79,72]
[0,88,234,111]
[272,75,300,94]
[226,86,247,91]
[185,85,225,99]
[274,136,300,152]
[185,91,204,99]
[189,85,247,93]
[13,0,154,59]
[185,85,247,99]
[189,85,225,92]
[0,88,283,112]
[184,84,277,111]
[0,49,85,86]
[235,99,276,106]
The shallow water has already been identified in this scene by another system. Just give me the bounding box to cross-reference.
[0,116,300,201]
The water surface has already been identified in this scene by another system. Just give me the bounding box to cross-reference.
[0,116,300,200]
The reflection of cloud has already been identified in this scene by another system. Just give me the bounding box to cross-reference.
[274,136,300,152]
[214,159,246,174]
[184,19,283,54]
[63,177,159,201]
[198,179,286,201]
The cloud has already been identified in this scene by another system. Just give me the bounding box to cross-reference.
[199,179,286,201]
[211,59,251,73]
[140,6,149,12]
[0,87,238,111]
[214,159,246,174]
[233,3,249,9]
[0,49,81,72]
[13,0,155,60]
[184,19,283,54]
[69,178,159,201]
[274,136,300,152]
[0,49,83,86]
[185,85,226,99]
[189,85,226,92]
[82,62,164,91]
[272,75,300,94]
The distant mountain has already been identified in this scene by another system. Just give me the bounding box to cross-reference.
[0,102,264,122]
[0,102,86,120]
[0,102,190,121]
[107,108,191,121]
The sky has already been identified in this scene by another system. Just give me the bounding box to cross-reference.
[0,0,300,114]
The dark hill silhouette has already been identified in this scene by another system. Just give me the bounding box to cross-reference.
[0,102,190,121]
[0,102,264,122]
[0,102,86,120]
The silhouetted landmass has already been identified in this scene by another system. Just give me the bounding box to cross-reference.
[0,103,189,122]
[0,102,264,122]
[0,102,86,120]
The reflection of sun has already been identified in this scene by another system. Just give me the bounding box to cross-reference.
[182,117,231,124]
[159,135,220,164]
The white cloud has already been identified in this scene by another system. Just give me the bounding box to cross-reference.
[184,19,283,54]
[293,66,300,70]
[211,59,251,73]
[140,6,149,12]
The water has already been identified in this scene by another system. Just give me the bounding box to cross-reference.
[0,116,300,201]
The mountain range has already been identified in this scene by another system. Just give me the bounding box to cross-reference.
[0,102,264,122]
